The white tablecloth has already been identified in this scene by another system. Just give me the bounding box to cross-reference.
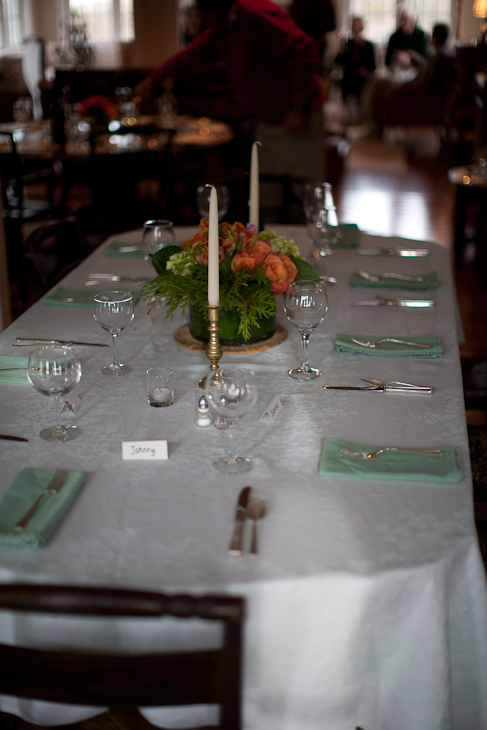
[0,226,486,730]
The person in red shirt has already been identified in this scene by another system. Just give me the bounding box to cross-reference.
[136,0,325,181]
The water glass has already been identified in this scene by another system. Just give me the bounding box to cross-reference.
[142,220,175,261]
[147,367,174,407]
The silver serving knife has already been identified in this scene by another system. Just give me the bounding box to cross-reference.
[358,248,430,257]
[14,337,108,347]
[228,486,251,556]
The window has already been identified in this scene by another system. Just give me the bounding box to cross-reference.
[0,0,23,50]
[345,0,452,45]
[68,0,134,43]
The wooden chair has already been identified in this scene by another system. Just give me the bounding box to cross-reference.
[20,216,90,303]
[0,584,245,730]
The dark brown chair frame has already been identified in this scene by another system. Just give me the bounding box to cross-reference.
[0,584,244,730]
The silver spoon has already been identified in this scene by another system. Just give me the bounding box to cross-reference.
[247,498,266,556]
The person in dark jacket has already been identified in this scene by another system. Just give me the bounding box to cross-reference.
[385,7,429,76]
[336,15,376,117]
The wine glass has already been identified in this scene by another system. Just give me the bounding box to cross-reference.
[205,367,258,473]
[283,280,328,380]
[196,184,229,221]
[142,220,175,261]
[93,290,135,376]
[27,346,82,442]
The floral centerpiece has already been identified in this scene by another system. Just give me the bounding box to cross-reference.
[142,219,319,344]
[78,95,117,127]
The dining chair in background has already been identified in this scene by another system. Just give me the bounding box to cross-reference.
[0,584,244,730]
[20,216,91,305]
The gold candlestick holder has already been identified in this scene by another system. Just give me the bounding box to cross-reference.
[199,303,223,389]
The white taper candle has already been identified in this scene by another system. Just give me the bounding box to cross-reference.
[207,184,219,306]
[249,141,260,229]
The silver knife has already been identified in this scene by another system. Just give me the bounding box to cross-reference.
[352,298,436,308]
[228,486,251,556]
[358,248,430,257]
[0,434,28,442]
[14,337,109,347]
[323,384,435,393]
[87,273,149,281]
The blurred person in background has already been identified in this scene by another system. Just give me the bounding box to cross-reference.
[335,15,376,122]
[135,0,326,181]
[385,6,429,80]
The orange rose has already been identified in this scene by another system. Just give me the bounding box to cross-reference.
[277,252,298,284]
[263,253,287,285]
[231,252,256,272]
[271,280,289,295]
[247,239,271,263]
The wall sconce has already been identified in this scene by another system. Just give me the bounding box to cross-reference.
[473,0,487,42]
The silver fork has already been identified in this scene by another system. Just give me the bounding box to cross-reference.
[340,447,443,460]
[358,271,424,282]
[13,469,68,531]
[351,337,432,349]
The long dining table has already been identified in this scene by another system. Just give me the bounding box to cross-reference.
[0,225,486,730]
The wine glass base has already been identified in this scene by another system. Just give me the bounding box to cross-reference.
[40,425,82,443]
[288,367,321,380]
[101,364,132,376]
[213,456,253,474]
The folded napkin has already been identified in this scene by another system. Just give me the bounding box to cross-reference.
[350,272,438,290]
[104,239,144,258]
[319,438,462,482]
[0,355,29,384]
[0,468,86,549]
[334,223,360,249]
[334,334,443,357]
[42,288,142,308]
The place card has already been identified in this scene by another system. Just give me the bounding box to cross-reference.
[260,395,283,422]
[63,391,81,414]
[122,440,168,460]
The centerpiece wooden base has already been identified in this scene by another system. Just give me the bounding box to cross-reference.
[174,324,287,354]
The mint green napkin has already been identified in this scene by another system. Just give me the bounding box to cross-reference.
[0,468,86,549]
[42,288,142,308]
[0,355,29,384]
[350,272,438,290]
[319,439,462,482]
[334,334,443,357]
[104,239,144,258]
[333,223,360,248]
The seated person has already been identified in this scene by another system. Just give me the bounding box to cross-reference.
[335,16,376,119]
[362,23,455,127]
[385,6,429,80]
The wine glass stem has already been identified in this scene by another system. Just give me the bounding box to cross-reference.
[112,333,120,367]
[227,423,237,460]
[300,333,311,372]
[54,394,63,432]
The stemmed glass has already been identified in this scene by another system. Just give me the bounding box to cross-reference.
[93,290,134,376]
[307,206,339,258]
[303,182,338,225]
[283,280,328,380]
[196,184,229,220]
[27,346,82,442]
[205,367,258,474]
[142,220,175,261]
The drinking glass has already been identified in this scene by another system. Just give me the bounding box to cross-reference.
[303,182,338,225]
[13,97,32,124]
[283,280,328,380]
[142,220,175,261]
[307,206,339,258]
[93,290,135,376]
[196,184,229,220]
[27,346,82,442]
[205,367,258,473]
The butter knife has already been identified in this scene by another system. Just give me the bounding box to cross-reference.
[14,337,108,347]
[0,434,28,442]
[352,298,436,308]
[358,248,429,257]
[228,486,251,556]
[323,384,435,394]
